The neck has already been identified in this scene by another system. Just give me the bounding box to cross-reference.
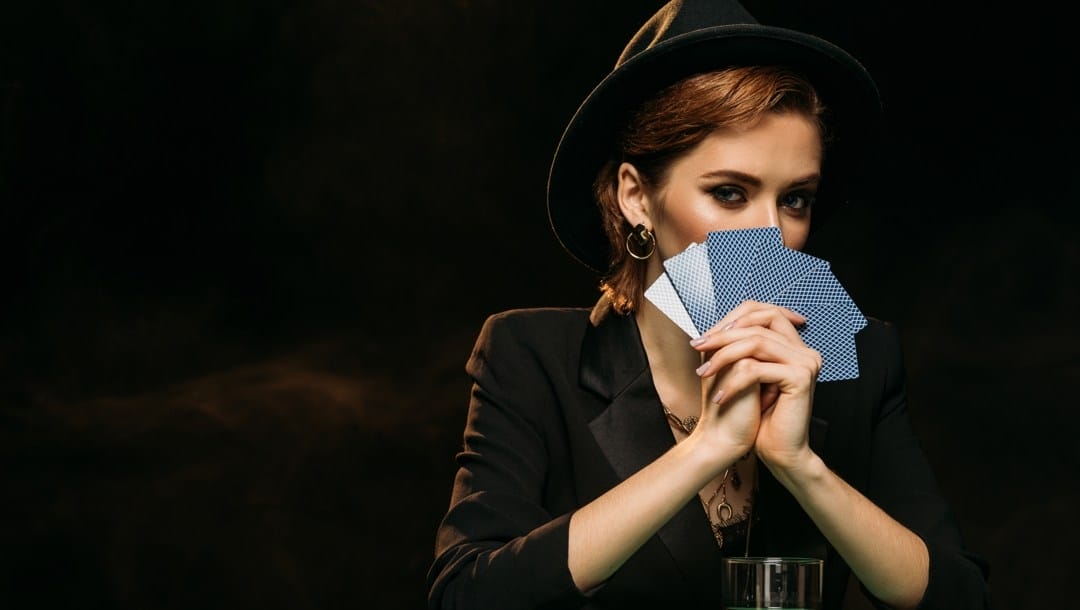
[635,294,704,409]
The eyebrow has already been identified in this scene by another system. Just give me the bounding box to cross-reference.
[699,169,821,188]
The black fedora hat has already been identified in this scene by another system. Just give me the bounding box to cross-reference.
[546,0,883,274]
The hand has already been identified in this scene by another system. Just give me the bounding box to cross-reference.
[690,301,822,471]
[692,363,761,460]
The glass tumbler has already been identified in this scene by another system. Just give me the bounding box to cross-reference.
[721,556,823,609]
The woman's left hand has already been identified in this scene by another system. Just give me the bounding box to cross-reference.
[691,300,823,472]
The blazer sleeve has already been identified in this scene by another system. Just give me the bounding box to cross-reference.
[426,313,590,610]
[862,322,991,609]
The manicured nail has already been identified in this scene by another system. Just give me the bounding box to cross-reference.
[721,321,736,331]
[689,336,706,347]
[695,361,711,376]
[710,389,725,404]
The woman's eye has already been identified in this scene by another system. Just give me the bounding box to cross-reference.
[709,186,745,204]
[781,191,816,211]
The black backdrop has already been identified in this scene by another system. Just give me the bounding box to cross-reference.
[1,2,1076,609]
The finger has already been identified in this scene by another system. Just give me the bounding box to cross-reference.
[698,328,791,375]
[727,308,804,343]
[707,357,819,405]
[692,308,803,349]
[760,383,780,411]
[699,300,763,335]
[707,300,806,334]
[696,328,818,377]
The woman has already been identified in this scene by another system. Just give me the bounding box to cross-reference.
[427,1,990,608]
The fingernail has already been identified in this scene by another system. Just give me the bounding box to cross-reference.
[695,361,711,376]
[689,336,706,347]
[711,389,725,404]
[721,321,736,331]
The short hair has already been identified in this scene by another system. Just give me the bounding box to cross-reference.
[592,65,827,316]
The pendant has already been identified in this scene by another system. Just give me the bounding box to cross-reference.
[715,500,734,523]
[683,414,698,433]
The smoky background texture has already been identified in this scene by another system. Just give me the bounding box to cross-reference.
[1,1,1076,609]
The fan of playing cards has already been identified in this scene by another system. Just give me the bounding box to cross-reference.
[644,226,867,382]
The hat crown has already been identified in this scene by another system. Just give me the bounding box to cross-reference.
[617,0,759,67]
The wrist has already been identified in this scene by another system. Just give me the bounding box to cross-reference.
[761,449,828,492]
[679,428,753,479]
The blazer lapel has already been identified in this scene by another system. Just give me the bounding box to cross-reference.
[579,309,724,596]
[579,310,668,481]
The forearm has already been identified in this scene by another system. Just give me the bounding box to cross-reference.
[567,434,735,592]
[769,453,929,610]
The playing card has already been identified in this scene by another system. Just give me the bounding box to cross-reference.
[647,227,867,382]
[661,242,717,334]
[791,302,860,381]
[745,233,827,304]
[771,263,866,334]
[643,272,701,339]
[705,226,778,318]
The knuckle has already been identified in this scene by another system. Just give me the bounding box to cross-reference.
[732,358,756,375]
[801,354,821,379]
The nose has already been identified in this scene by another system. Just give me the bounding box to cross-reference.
[748,197,781,229]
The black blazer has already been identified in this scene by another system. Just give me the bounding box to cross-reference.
[428,305,989,610]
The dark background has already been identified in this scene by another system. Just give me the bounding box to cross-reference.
[1,1,1076,609]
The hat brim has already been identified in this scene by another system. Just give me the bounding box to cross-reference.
[546,24,883,274]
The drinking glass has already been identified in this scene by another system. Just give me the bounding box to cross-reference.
[721,556,823,609]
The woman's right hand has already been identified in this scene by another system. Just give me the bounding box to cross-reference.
[687,301,809,463]
[692,355,761,459]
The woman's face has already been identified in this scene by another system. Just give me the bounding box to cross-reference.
[619,111,822,280]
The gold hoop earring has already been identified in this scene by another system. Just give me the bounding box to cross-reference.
[625,223,655,260]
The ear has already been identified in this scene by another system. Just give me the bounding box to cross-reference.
[616,162,654,229]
